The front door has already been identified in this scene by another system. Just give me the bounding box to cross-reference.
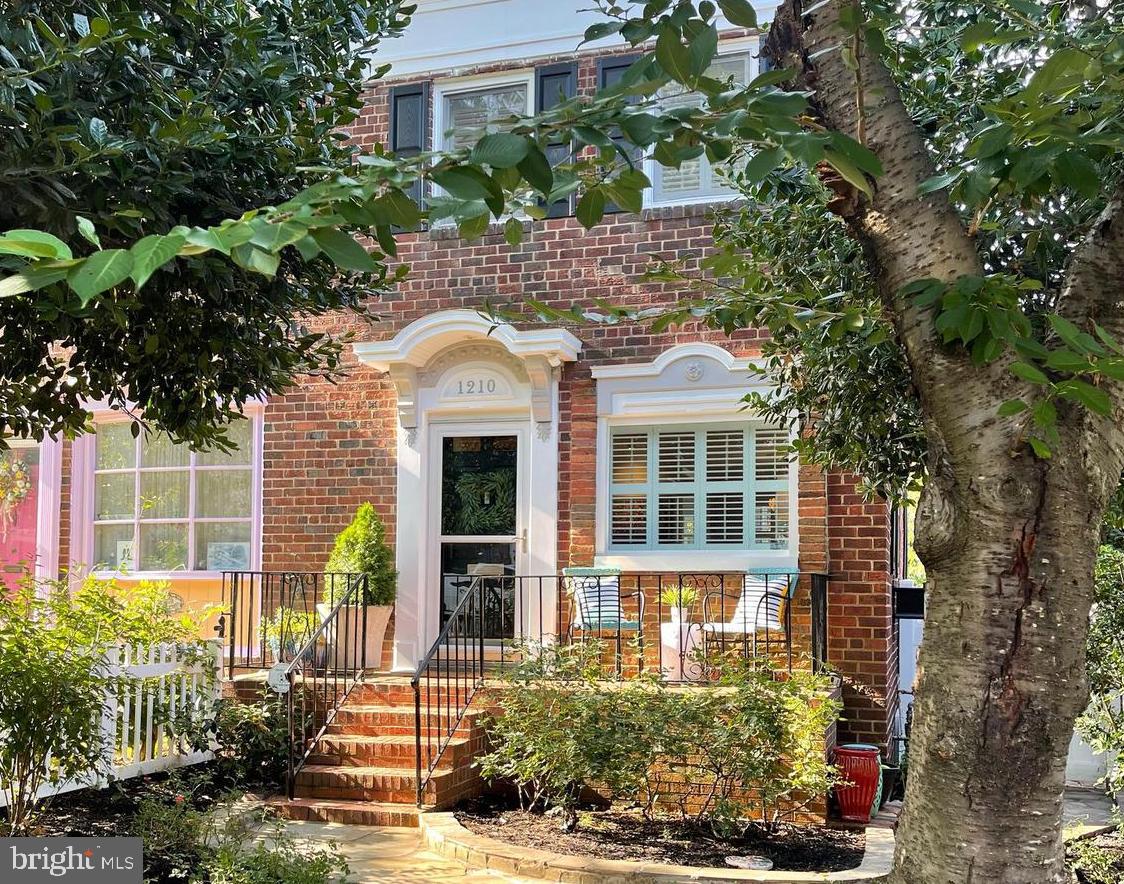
[437,432,522,640]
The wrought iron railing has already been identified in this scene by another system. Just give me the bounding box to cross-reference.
[281,573,369,798]
[219,571,363,677]
[413,570,832,805]
[412,574,490,806]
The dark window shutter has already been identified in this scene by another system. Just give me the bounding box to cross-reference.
[535,62,577,218]
[596,55,643,214]
[389,82,430,218]
[757,34,773,73]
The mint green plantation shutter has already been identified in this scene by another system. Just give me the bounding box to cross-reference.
[608,424,791,551]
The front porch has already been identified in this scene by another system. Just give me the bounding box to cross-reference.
[218,569,833,826]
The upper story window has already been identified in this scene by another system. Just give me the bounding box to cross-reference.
[436,74,533,153]
[649,51,753,207]
[90,418,259,574]
[608,423,789,551]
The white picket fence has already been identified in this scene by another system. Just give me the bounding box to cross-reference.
[0,639,222,808]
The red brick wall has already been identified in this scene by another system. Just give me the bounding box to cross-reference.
[825,471,898,747]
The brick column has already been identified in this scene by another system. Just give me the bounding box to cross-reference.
[826,471,898,749]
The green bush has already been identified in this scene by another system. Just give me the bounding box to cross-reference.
[211,691,288,789]
[477,641,841,834]
[133,795,210,883]
[324,503,396,606]
[206,833,348,884]
[1077,545,1124,795]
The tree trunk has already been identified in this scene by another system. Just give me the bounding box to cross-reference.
[765,1,1124,880]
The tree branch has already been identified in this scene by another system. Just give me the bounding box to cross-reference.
[765,0,1020,467]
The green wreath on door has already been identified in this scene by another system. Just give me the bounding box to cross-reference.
[449,469,517,536]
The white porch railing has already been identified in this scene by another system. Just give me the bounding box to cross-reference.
[0,639,222,808]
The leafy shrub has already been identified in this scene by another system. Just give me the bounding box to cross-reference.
[477,641,840,834]
[0,584,108,834]
[324,503,396,606]
[133,795,210,882]
[0,573,220,834]
[1077,545,1124,794]
[206,832,348,884]
[211,691,288,789]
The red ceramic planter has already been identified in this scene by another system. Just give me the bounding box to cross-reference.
[834,744,882,822]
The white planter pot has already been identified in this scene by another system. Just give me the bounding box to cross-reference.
[315,603,393,671]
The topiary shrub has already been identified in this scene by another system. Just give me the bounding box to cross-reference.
[324,503,396,606]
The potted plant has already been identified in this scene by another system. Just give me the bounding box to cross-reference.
[320,503,397,670]
[264,607,320,663]
[659,585,698,624]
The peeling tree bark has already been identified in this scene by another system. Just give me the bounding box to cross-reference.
[765,2,1124,881]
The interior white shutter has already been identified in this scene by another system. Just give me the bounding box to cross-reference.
[754,428,789,480]
[444,84,527,151]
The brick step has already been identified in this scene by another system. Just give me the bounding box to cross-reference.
[329,704,488,736]
[293,764,474,804]
[306,733,475,769]
[266,796,426,828]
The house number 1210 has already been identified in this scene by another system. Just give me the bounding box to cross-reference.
[456,378,497,395]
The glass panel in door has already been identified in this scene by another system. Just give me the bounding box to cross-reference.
[439,434,518,639]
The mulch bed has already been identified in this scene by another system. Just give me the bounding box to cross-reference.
[454,795,865,872]
[9,762,252,838]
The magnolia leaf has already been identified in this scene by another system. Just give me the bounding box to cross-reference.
[309,229,378,272]
[130,233,186,290]
[655,25,693,85]
[469,133,530,169]
[717,0,757,27]
[76,216,100,247]
[576,187,606,229]
[67,249,133,304]
[231,243,281,277]
[517,144,554,194]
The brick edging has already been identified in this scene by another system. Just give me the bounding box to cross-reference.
[419,812,894,883]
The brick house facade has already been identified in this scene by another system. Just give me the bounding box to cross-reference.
[10,1,899,753]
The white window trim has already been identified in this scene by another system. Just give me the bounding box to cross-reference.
[591,343,798,573]
[430,69,536,218]
[70,404,264,581]
[643,37,760,211]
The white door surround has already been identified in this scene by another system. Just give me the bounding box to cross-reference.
[353,310,582,669]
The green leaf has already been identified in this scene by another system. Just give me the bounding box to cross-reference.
[76,216,100,247]
[1053,151,1100,199]
[822,149,872,198]
[997,399,1028,416]
[377,189,421,229]
[917,171,959,195]
[130,233,186,291]
[249,221,309,252]
[576,187,606,229]
[1043,349,1089,373]
[1028,435,1053,459]
[458,212,490,240]
[655,25,693,85]
[573,126,615,149]
[0,230,72,260]
[504,217,524,247]
[689,24,719,78]
[88,117,107,145]
[717,0,757,27]
[67,249,133,304]
[433,166,502,206]
[517,144,554,194]
[469,133,531,169]
[1009,361,1049,385]
[582,21,622,44]
[309,229,378,272]
[231,243,281,277]
[742,147,784,185]
[1057,379,1112,416]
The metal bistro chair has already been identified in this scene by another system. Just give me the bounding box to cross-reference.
[701,569,799,671]
[562,567,644,677]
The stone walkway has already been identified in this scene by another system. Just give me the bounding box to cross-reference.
[256,820,535,883]
[1063,787,1116,838]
